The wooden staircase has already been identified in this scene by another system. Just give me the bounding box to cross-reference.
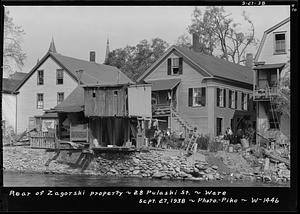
[171,107,194,136]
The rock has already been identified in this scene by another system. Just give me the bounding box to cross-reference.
[207,174,214,180]
[175,167,180,173]
[110,169,117,173]
[156,163,162,168]
[278,163,287,170]
[263,175,272,182]
[133,170,140,175]
[278,169,290,178]
[211,165,218,170]
[179,172,189,178]
[152,172,165,179]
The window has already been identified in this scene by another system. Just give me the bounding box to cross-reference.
[217,88,226,107]
[229,90,236,109]
[167,57,183,75]
[274,33,286,54]
[37,93,44,109]
[188,87,206,107]
[171,58,179,74]
[37,70,44,85]
[241,93,248,110]
[216,118,223,136]
[57,92,64,104]
[56,69,64,85]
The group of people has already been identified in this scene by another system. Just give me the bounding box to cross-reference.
[150,127,171,148]
[224,125,255,145]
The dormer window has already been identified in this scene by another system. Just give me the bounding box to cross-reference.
[274,33,286,54]
[167,57,183,75]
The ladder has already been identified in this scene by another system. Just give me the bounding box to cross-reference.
[267,86,280,129]
[185,134,198,153]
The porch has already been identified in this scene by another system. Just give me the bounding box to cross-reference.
[253,63,285,101]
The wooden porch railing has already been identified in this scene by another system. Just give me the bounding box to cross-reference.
[254,86,279,101]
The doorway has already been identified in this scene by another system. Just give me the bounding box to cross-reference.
[216,118,223,136]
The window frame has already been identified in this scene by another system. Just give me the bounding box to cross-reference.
[192,87,206,107]
[274,32,286,54]
[217,88,226,108]
[57,92,64,105]
[229,90,236,109]
[37,70,44,85]
[171,58,180,75]
[56,69,64,85]
[37,93,44,109]
[241,93,248,111]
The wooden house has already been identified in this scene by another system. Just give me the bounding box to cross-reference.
[1,72,27,133]
[51,83,152,148]
[11,39,133,134]
[253,17,290,142]
[137,35,256,138]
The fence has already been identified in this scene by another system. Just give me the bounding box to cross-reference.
[30,131,59,149]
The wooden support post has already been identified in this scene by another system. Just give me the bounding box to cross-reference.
[45,150,60,167]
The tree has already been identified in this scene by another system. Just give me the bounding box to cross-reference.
[175,34,192,48]
[274,61,290,117]
[105,38,169,81]
[187,6,257,64]
[3,9,26,77]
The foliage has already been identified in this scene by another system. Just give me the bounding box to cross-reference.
[175,34,192,48]
[184,6,258,64]
[274,61,290,117]
[104,38,169,81]
[3,10,26,76]
[208,138,223,152]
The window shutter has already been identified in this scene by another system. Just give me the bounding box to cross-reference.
[247,94,250,111]
[223,89,226,107]
[201,87,206,106]
[235,91,238,109]
[188,88,193,107]
[229,90,232,108]
[216,88,220,107]
[167,58,171,75]
[179,57,183,74]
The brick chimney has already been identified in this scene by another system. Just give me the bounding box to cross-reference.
[192,33,201,52]
[90,51,96,62]
[245,53,253,68]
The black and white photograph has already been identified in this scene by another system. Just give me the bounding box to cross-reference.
[1,3,296,212]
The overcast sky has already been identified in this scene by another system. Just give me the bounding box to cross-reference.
[5,6,290,74]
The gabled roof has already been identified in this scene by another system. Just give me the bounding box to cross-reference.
[9,72,27,81]
[138,45,253,85]
[254,17,290,62]
[15,52,133,92]
[2,78,22,94]
[52,86,84,112]
[147,78,181,91]
[254,63,286,70]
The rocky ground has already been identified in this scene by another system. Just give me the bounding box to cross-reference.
[3,145,290,184]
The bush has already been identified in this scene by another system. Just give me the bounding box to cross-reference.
[196,134,210,150]
[208,139,223,152]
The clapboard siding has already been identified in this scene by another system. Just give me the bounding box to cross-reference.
[257,21,290,64]
[84,87,126,117]
[2,93,17,132]
[145,52,209,133]
[16,57,78,133]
